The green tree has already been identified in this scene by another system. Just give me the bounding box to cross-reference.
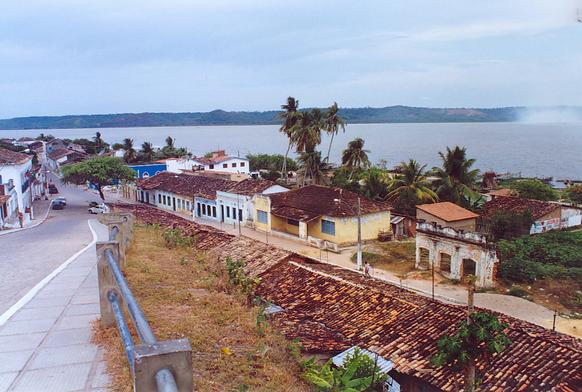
[278,97,300,182]
[432,311,511,391]
[324,102,346,163]
[488,210,534,241]
[388,159,438,215]
[122,138,136,163]
[111,142,124,150]
[510,179,558,201]
[35,133,55,141]
[93,131,105,152]
[291,109,323,154]
[61,157,135,200]
[362,167,388,201]
[140,141,155,162]
[341,138,370,179]
[246,153,297,172]
[303,348,385,391]
[433,146,480,208]
[297,149,326,186]
[566,184,582,205]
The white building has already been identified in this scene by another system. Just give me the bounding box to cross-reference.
[216,179,288,226]
[166,150,250,175]
[0,147,34,228]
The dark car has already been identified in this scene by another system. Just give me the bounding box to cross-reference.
[52,200,65,210]
[89,201,99,208]
[48,184,59,194]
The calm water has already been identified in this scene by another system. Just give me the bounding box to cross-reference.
[1,122,581,179]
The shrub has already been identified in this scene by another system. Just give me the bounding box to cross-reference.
[162,228,193,249]
[226,257,259,298]
[508,287,529,298]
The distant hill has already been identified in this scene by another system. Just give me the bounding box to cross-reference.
[1,105,581,130]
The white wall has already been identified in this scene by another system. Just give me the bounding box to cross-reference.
[166,157,250,174]
[0,160,32,221]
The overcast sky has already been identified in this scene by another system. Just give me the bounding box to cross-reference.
[0,0,581,118]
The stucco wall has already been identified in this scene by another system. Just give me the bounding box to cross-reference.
[307,211,391,245]
[252,195,271,232]
[416,210,476,231]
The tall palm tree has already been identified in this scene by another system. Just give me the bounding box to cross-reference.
[278,97,299,182]
[388,159,438,215]
[290,109,323,159]
[341,138,370,179]
[324,102,346,163]
[297,149,326,186]
[433,146,480,208]
[122,138,136,163]
[141,141,155,162]
[165,136,175,149]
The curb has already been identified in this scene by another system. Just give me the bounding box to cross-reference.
[0,200,53,236]
[0,219,99,326]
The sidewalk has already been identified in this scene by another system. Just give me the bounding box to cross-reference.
[0,220,109,392]
[0,198,52,236]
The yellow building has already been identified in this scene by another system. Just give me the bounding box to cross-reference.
[253,185,392,248]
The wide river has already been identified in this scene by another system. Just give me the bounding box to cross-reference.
[1,122,581,179]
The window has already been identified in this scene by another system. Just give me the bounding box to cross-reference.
[223,163,228,168]
[238,208,243,221]
[209,164,214,169]
[321,219,335,235]
[226,206,230,218]
[287,218,299,226]
[158,194,161,203]
[213,206,217,217]
[240,162,245,167]
[232,162,237,168]
[257,210,268,224]
[142,172,149,178]
[163,195,166,205]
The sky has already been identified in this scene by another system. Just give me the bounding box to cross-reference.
[0,0,581,118]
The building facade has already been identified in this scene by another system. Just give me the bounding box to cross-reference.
[0,147,34,228]
[166,150,250,175]
[128,163,167,179]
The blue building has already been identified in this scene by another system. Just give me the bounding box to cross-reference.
[128,163,167,179]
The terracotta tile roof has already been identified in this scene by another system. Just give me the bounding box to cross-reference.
[0,195,11,203]
[47,148,74,161]
[0,147,31,165]
[208,236,291,276]
[225,179,282,197]
[268,185,391,220]
[481,196,560,220]
[271,206,321,222]
[138,172,235,200]
[416,202,479,222]
[256,257,582,391]
[487,188,513,197]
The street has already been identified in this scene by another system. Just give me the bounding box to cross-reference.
[0,174,102,314]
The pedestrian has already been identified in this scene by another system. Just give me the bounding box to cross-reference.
[364,261,371,276]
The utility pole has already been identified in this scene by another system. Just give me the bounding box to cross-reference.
[356,197,362,271]
[553,309,558,332]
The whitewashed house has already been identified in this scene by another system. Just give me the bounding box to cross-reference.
[216,179,288,226]
[166,150,250,175]
[0,147,33,227]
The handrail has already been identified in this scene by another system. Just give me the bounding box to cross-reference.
[97,213,191,391]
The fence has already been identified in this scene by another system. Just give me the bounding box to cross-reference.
[97,212,193,391]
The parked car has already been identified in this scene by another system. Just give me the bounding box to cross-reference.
[88,203,107,214]
[52,200,65,210]
[54,197,67,206]
[48,184,58,194]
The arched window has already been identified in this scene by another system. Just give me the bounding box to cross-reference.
[142,172,150,178]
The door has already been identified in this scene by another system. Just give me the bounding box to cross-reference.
[221,205,225,222]
[172,197,176,211]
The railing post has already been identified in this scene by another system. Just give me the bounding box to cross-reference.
[133,339,193,392]
[97,241,122,327]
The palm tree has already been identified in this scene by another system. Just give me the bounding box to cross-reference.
[165,136,175,149]
[433,146,480,208]
[324,102,346,163]
[362,167,388,201]
[278,97,299,182]
[141,141,155,162]
[291,109,323,154]
[122,138,136,163]
[341,138,370,179]
[297,149,326,186]
[388,159,438,215]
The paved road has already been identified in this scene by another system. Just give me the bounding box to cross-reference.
[0,174,102,314]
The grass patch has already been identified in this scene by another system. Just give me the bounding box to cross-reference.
[352,241,416,276]
[93,224,310,392]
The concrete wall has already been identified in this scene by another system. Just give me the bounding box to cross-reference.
[416,210,476,231]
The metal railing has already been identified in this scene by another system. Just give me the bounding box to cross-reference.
[97,212,192,392]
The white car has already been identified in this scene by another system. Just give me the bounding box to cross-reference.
[88,203,108,214]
